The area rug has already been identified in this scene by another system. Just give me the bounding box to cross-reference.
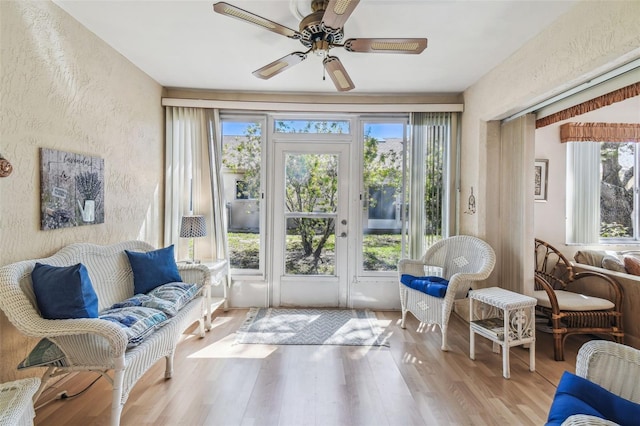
[235,308,389,346]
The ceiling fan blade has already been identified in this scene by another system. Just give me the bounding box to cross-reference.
[323,56,355,92]
[344,38,428,54]
[252,52,308,80]
[213,2,301,40]
[321,0,360,31]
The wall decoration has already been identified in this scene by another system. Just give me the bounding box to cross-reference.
[40,148,104,230]
[464,186,476,215]
[534,159,548,201]
[0,154,12,177]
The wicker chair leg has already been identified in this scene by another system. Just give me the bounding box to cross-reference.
[400,309,407,329]
[165,354,174,379]
[111,367,125,426]
[441,325,449,352]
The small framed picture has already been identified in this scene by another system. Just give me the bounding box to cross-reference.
[535,159,548,201]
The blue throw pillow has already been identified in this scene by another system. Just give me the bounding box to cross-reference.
[546,371,640,426]
[125,245,182,294]
[400,274,449,298]
[31,262,98,319]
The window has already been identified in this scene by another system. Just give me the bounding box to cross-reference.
[359,113,451,274]
[600,142,637,240]
[567,141,639,243]
[221,117,265,273]
[360,121,405,273]
[274,119,350,134]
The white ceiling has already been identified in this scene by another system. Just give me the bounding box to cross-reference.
[53,0,579,94]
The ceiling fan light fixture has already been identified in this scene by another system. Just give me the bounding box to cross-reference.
[214,1,428,91]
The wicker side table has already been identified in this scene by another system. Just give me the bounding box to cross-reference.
[469,287,537,379]
[0,377,40,426]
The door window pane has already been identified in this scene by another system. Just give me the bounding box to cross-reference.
[285,218,336,275]
[284,153,338,275]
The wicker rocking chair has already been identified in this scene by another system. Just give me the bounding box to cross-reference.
[534,239,624,361]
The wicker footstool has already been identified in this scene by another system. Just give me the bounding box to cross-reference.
[0,377,40,426]
[469,287,537,379]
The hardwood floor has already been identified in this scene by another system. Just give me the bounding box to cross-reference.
[33,309,587,425]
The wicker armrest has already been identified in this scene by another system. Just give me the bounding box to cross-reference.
[572,271,624,310]
[397,259,428,277]
[24,317,129,359]
[576,340,640,402]
[561,414,620,426]
[176,263,211,287]
[534,275,562,314]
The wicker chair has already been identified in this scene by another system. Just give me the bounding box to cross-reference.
[534,239,624,361]
[0,377,40,426]
[398,235,496,351]
[558,340,640,425]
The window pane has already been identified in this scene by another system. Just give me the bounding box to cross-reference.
[600,142,635,238]
[275,120,350,134]
[222,120,262,270]
[361,123,404,272]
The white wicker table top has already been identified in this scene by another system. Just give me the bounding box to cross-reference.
[469,287,537,310]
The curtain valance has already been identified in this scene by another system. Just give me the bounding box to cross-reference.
[536,82,639,128]
[560,122,640,143]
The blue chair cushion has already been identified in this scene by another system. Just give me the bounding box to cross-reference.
[546,371,640,426]
[400,274,449,298]
[31,262,98,319]
[125,245,182,294]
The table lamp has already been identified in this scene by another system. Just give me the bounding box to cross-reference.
[179,215,207,264]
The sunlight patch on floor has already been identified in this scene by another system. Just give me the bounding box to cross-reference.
[187,334,278,359]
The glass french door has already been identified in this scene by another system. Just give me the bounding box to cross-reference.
[272,142,351,307]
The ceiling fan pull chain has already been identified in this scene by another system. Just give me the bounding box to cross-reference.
[322,49,327,81]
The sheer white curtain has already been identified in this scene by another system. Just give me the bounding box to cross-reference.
[204,109,228,263]
[165,107,227,263]
[566,142,601,244]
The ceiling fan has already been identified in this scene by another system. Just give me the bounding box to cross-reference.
[213,0,428,92]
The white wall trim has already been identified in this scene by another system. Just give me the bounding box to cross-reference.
[161,97,463,113]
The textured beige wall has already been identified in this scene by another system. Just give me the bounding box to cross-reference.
[460,0,640,276]
[0,0,164,381]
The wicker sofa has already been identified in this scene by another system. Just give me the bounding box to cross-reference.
[0,241,212,426]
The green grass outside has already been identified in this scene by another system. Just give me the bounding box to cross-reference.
[227,232,401,273]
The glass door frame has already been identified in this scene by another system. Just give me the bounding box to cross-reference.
[269,115,354,307]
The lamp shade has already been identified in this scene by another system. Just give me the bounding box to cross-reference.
[179,215,207,238]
